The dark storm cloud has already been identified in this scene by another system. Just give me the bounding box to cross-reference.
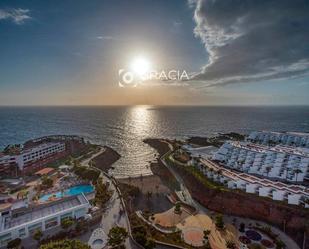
[190,0,309,87]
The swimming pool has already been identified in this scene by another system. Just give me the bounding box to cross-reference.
[39,184,94,202]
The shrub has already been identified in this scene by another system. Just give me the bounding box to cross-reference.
[94,178,112,208]
[39,239,90,249]
[215,214,224,229]
[61,217,74,230]
[7,238,21,249]
[107,226,128,247]
[174,202,181,214]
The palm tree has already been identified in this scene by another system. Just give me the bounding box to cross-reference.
[107,226,128,248]
[265,166,271,177]
[226,240,236,249]
[32,229,43,246]
[294,168,302,182]
[146,191,152,200]
[203,229,211,243]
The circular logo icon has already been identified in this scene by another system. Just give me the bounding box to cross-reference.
[118,69,138,87]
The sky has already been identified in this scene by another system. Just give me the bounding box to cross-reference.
[0,0,309,106]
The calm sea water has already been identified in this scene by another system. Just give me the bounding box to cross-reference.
[0,106,308,177]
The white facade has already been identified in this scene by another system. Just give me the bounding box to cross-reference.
[259,187,271,197]
[246,183,258,194]
[287,194,301,205]
[0,194,90,247]
[0,142,65,171]
[272,190,286,201]
[212,141,309,182]
[196,159,309,207]
[248,131,309,148]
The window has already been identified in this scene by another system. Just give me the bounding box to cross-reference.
[60,212,72,221]
[0,233,12,247]
[45,217,58,229]
[19,228,26,238]
[74,208,86,218]
[28,222,42,234]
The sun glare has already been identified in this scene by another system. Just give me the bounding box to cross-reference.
[131,56,151,76]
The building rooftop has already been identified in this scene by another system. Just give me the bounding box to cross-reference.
[22,142,64,155]
[229,141,309,157]
[35,167,55,176]
[1,194,88,232]
[202,159,309,197]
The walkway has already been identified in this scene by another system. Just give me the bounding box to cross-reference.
[81,147,105,167]
[81,148,138,249]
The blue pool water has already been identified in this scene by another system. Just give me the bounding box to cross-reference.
[39,184,94,202]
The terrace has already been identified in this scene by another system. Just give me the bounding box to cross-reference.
[1,194,89,232]
[200,158,309,205]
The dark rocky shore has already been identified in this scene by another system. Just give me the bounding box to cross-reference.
[143,138,171,156]
[187,132,246,147]
[92,146,121,173]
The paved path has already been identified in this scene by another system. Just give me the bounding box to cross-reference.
[81,148,138,249]
[81,147,106,167]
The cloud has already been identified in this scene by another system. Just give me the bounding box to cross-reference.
[0,8,31,24]
[190,0,309,88]
[96,35,114,40]
[173,20,182,27]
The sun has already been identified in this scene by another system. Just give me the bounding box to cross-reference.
[130,56,151,76]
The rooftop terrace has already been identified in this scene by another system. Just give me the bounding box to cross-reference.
[1,194,88,232]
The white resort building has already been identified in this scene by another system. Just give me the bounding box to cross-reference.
[182,131,309,207]
[198,159,309,206]
[212,141,309,182]
[0,142,66,171]
[0,194,90,247]
[247,131,309,148]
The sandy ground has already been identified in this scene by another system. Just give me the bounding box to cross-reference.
[176,214,239,248]
[153,207,191,227]
[118,175,170,194]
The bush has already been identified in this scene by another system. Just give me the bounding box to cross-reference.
[215,214,224,229]
[32,229,43,242]
[73,165,100,182]
[132,225,147,245]
[61,217,74,230]
[39,239,90,249]
[132,225,155,249]
[226,240,236,249]
[239,222,245,232]
[174,202,181,214]
[107,226,128,247]
[95,178,112,208]
[41,176,53,188]
[7,238,21,249]
[275,240,286,249]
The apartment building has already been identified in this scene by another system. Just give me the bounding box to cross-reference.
[0,194,90,247]
[0,142,66,172]
[212,141,309,182]
[198,159,309,206]
[248,131,309,148]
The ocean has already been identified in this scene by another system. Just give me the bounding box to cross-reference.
[0,106,308,178]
